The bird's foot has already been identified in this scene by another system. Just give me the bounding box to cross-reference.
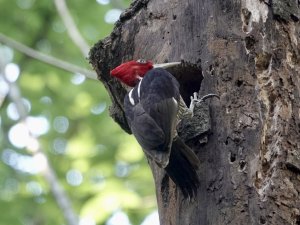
[189,92,219,117]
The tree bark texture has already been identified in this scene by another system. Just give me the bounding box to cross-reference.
[89,0,300,224]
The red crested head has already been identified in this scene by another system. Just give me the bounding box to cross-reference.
[110,59,153,87]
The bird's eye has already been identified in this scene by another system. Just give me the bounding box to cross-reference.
[137,59,147,64]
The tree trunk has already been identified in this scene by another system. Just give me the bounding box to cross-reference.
[89,0,300,224]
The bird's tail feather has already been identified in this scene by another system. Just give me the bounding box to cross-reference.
[164,137,200,198]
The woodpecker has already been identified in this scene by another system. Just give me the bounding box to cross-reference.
[110,59,201,198]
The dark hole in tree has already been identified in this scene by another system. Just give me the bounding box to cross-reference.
[260,216,266,224]
[166,61,203,106]
[239,160,246,170]
[291,14,299,22]
[279,77,284,86]
[230,152,236,162]
[296,215,300,225]
[268,92,276,116]
[245,35,256,51]
[236,80,243,87]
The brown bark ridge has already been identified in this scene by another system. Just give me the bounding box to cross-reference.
[89,0,300,224]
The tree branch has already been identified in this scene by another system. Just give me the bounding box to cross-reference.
[0,33,97,80]
[53,0,90,57]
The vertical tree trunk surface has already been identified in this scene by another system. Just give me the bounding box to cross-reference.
[89,0,300,224]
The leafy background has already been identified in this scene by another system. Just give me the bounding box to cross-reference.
[0,0,157,225]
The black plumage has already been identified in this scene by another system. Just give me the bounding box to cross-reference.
[124,68,200,198]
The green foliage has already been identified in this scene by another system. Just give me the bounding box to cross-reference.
[0,0,157,224]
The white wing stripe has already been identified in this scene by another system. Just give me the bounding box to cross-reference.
[137,78,142,100]
[128,89,135,105]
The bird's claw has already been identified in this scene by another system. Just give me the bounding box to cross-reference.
[189,92,200,115]
[189,92,219,117]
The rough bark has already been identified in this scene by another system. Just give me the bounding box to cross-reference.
[89,0,300,224]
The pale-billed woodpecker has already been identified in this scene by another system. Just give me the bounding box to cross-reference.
[110,59,205,198]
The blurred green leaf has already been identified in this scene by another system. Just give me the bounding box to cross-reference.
[0,0,157,225]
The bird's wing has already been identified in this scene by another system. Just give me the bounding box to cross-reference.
[129,98,178,168]
[130,103,165,150]
[129,103,169,167]
[147,97,178,145]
